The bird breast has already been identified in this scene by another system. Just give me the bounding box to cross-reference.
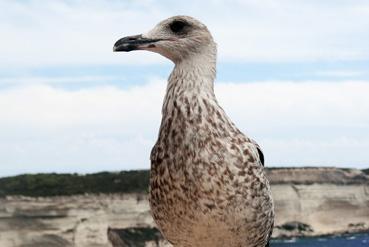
[149,92,273,246]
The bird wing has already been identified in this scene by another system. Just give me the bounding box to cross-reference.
[265,220,274,247]
[250,139,264,166]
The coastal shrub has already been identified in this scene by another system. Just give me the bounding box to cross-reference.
[0,170,149,197]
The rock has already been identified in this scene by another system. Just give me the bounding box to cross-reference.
[274,221,313,238]
[0,194,153,247]
[266,167,369,185]
[107,227,170,247]
[347,222,368,232]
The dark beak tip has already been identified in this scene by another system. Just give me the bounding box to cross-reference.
[113,44,136,52]
[113,37,138,52]
[113,34,159,53]
[113,46,122,52]
[113,40,125,52]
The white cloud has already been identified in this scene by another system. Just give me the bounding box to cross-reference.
[0,79,368,176]
[215,81,369,167]
[1,0,369,67]
[0,75,121,85]
[314,70,366,78]
[1,0,368,176]
[0,79,166,176]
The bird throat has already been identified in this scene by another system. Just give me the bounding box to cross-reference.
[163,45,217,114]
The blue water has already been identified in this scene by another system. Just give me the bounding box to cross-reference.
[271,233,369,246]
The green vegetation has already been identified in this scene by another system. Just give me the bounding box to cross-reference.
[363,168,369,175]
[1,167,368,197]
[0,170,149,197]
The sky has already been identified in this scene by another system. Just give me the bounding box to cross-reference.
[0,0,369,177]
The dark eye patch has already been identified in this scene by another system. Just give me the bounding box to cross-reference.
[169,20,188,33]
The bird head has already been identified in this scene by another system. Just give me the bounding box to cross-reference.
[113,16,215,63]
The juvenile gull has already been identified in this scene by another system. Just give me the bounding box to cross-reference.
[113,16,274,247]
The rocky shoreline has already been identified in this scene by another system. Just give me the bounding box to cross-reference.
[107,226,369,247]
[1,167,368,246]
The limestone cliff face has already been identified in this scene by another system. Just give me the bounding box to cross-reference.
[0,194,154,247]
[0,168,368,246]
[272,184,369,237]
[266,168,369,237]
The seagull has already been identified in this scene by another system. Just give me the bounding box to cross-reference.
[113,15,274,247]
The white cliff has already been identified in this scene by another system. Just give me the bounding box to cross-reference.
[0,168,368,246]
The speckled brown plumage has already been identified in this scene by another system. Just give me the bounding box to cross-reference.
[114,15,274,247]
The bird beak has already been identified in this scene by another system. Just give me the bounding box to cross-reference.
[113,34,162,52]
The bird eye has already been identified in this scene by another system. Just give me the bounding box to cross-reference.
[169,20,187,33]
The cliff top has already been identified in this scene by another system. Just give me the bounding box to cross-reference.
[0,167,368,197]
[266,167,369,185]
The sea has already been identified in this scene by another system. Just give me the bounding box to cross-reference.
[270,233,369,246]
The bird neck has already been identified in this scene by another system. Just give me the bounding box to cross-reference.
[166,44,217,98]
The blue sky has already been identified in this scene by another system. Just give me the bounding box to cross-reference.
[1,0,369,177]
